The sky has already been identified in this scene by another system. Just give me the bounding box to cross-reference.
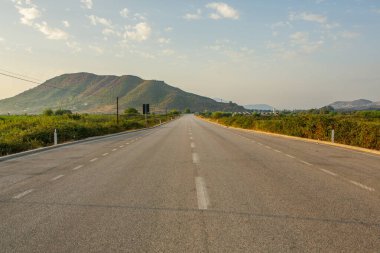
[0,0,380,109]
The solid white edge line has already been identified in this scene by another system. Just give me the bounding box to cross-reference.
[286,154,296,159]
[195,177,209,210]
[13,189,34,199]
[51,175,64,181]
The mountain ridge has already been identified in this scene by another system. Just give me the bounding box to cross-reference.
[0,72,246,114]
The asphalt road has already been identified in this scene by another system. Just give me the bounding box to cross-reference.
[0,115,379,252]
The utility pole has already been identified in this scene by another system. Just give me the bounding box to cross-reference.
[116,96,119,125]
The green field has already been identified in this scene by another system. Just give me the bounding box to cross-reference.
[0,113,176,156]
[199,111,380,150]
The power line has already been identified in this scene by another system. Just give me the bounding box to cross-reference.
[0,72,41,85]
[0,68,42,82]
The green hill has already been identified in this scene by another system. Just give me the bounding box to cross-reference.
[0,72,246,114]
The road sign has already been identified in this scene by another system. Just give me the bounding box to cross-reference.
[143,104,150,114]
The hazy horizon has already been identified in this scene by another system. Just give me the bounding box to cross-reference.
[1,0,379,109]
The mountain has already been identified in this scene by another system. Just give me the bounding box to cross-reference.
[244,104,273,111]
[0,73,246,114]
[328,99,380,111]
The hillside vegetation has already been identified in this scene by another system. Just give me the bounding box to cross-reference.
[0,112,177,156]
[199,111,380,150]
[0,72,246,114]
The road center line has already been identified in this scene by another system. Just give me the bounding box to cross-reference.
[320,168,337,177]
[51,175,64,181]
[195,177,209,210]
[190,142,196,149]
[72,165,83,170]
[102,153,109,156]
[349,180,375,192]
[13,189,34,199]
[192,153,200,164]
[90,158,98,162]
[190,136,194,140]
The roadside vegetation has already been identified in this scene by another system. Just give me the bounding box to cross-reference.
[0,108,179,156]
[199,110,380,150]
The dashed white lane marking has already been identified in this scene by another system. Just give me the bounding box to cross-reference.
[349,180,375,192]
[120,145,124,148]
[51,175,64,181]
[126,143,130,145]
[286,154,296,159]
[190,142,196,149]
[72,165,83,171]
[90,158,98,162]
[320,168,337,177]
[192,153,200,164]
[112,148,117,152]
[273,149,282,153]
[195,177,209,210]
[13,189,34,199]
[190,136,194,140]
[300,160,312,166]
[257,142,263,146]
[265,145,272,149]
[102,153,109,157]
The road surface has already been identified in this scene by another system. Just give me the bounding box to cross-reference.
[0,115,379,252]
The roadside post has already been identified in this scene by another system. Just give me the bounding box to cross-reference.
[54,129,58,145]
[331,125,335,143]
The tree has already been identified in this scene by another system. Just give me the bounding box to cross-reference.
[124,108,139,115]
[43,108,54,116]
[55,109,72,115]
[184,108,191,114]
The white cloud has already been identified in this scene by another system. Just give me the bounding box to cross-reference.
[290,12,327,24]
[88,15,112,27]
[34,22,68,40]
[290,32,309,45]
[0,37,4,42]
[161,49,175,56]
[289,32,324,54]
[124,22,151,41]
[89,45,104,54]
[340,31,360,39]
[62,20,70,28]
[206,2,239,20]
[183,9,202,20]
[271,21,291,30]
[81,0,93,9]
[158,37,170,44]
[165,27,173,32]
[120,8,129,18]
[372,9,380,14]
[16,5,41,26]
[66,41,82,52]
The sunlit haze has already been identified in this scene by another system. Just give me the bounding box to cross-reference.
[1,0,379,109]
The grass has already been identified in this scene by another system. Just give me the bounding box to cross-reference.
[0,113,175,156]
